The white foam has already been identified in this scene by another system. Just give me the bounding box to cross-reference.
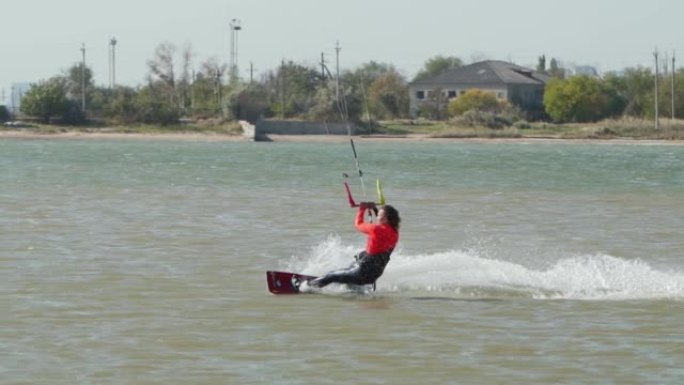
[285,237,684,300]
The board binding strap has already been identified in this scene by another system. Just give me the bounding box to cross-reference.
[266,271,318,294]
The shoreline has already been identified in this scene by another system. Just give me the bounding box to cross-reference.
[1,129,683,145]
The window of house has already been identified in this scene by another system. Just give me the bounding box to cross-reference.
[447,90,457,98]
[416,90,425,100]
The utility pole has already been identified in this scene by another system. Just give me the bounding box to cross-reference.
[10,86,15,117]
[280,59,285,119]
[320,52,325,80]
[190,69,195,112]
[215,69,222,107]
[335,41,341,105]
[250,62,254,84]
[109,37,117,89]
[654,49,659,129]
[81,43,86,113]
[229,18,242,85]
[672,52,676,121]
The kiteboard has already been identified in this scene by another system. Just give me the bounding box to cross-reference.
[267,138,386,296]
[266,271,318,294]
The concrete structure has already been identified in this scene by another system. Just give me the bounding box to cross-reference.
[254,120,356,139]
[409,60,550,119]
[239,120,255,141]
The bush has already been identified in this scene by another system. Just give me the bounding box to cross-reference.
[447,89,507,117]
[0,105,9,122]
[452,110,512,129]
[513,120,531,129]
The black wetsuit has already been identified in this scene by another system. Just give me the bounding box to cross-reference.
[310,249,392,288]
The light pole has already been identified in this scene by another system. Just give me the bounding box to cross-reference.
[109,37,117,89]
[81,43,86,113]
[229,18,242,85]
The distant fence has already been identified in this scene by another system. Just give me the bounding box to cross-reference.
[254,120,356,138]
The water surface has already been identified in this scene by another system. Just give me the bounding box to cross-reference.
[2,138,683,384]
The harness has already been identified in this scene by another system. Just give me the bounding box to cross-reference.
[356,248,393,290]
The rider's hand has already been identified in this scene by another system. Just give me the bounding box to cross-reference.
[360,201,376,210]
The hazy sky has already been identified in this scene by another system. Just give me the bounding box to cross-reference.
[2,0,682,103]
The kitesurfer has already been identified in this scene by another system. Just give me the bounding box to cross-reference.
[309,203,400,289]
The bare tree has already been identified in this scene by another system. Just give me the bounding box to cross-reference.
[147,42,195,112]
[147,42,176,89]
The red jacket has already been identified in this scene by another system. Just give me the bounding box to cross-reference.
[355,208,399,255]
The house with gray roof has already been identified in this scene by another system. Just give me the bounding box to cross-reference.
[409,60,550,119]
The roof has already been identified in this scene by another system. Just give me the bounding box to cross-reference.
[411,60,550,86]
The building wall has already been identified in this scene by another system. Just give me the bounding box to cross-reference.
[409,84,508,118]
[255,120,356,138]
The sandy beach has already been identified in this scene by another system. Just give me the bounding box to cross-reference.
[2,129,683,146]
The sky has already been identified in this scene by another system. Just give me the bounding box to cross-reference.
[2,0,683,105]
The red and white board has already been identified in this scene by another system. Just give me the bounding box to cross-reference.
[266,271,318,294]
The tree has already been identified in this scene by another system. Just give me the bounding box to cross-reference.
[265,61,320,119]
[413,56,463,81]
[339,61,398,122]
[308,81,341,122]
[447,89,507,117]
[543,76,617,122]
[601,73,629,118]
[343,61,394,90]
[146,43,192,106]
[367,70,409,119]
[177,44,194,113]
[619,67,655,117]
[20,77,70,123]
[673,69,684,119]
[548,58,565,79]
[101,86,141,124]
[65,63,94,107]
[135,84,179,125]
[226,83,272,122]
[537,55,546,72]
[191,57,228,117]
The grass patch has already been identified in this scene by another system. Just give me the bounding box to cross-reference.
[2,120,244,136]
[375,118,684,140]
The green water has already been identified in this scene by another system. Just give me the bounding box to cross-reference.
[2,138,683,384]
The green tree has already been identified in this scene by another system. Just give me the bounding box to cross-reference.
[548,58,565,79]
[543,76,616,122]
[413,56,463,81]
[20,77,70,123]
[601,73,629,117]
[673,69,684,119]
[343,61,394,92]
[226,83,272,122]
[340,61,397,122]
[308,82,341,122]
[191,57,227,118]
[367,70,409,119]
[65,63,94,109]
[447,89,507,117]
[100,86,141,124]
[618,67,653,117]
[537,55,546,72]
[266,61,320,119]
[135,83,179,125]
